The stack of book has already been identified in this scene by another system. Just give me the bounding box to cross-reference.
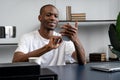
[71,13,86,21]
[89,53,106,62]
[66,6,86,21]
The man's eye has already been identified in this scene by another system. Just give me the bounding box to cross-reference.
[46,14,51,17]
[46,13,58,18]
[55,15,58,18]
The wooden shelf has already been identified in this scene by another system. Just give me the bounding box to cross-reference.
[59,20,116,26]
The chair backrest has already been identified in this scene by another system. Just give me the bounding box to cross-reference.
[108,24,120,51]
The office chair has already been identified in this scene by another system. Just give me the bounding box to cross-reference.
[108,24,120,60]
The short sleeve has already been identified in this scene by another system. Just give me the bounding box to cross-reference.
[15,34,29,54]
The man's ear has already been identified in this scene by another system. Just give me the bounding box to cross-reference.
[38,15,41,21]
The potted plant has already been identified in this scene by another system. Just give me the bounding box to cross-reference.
[116,12,120,40]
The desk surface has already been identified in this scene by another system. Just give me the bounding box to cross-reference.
[43,62,120,80]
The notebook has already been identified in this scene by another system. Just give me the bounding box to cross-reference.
[90,62,120,72]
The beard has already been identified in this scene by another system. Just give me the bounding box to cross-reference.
[45,25,57,31]
[41,20,58,31]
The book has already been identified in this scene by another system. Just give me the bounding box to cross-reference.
[71,13,86,17]
[71,13,86,21]
[12,26,16,38]
[89,53,106,62]
[71,18,86,21]
[0,26,5,38]
[71,17,86,20]
[71,16,86,18]
[66,6,71,20]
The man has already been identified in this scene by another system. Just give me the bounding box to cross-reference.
[12,4,86,66]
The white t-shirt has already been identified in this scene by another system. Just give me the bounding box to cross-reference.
[15,30,75,66]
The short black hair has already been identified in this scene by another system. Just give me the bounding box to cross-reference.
[40,4,57,15]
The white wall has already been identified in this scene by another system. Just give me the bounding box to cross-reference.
[119,0,120,11]
[0,0,119,63]
[78,24,110,61]
[0,45,17,63]
[56,0,119,20]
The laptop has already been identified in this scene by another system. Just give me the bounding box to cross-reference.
[90,62,120,72]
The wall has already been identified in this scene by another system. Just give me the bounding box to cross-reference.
[0,0,119,63]
[78,24,110,61]
[0,45,17,63]
[119,0,120,11]
[56,0,119,20]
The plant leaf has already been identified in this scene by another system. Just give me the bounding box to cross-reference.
[116,12,120,40]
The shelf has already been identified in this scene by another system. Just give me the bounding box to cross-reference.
[0,43,17,45]
[59,20,116,26]
[0,20,116,45]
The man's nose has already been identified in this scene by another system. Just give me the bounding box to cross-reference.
[50,15,56,20]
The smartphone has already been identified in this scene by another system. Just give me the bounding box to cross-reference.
[55,23,74,41]
[62,35,70,41]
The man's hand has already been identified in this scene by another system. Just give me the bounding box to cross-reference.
[47,36,63,49]
[60,22,86,65]
[60,21,78,42]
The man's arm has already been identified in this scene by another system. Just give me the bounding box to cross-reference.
[60,22,86,65]
[12,44,52,62]
[12,36,62,62]
[72,39,86,65]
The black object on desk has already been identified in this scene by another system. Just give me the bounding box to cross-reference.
[0,62,40,77]
[0,62,40,80]
[0,62,58,80]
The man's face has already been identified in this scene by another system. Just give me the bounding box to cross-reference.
[39,6,59,30]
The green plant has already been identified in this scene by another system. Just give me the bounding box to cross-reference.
[116,12,120,40]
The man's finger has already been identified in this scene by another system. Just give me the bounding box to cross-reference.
[75,21,78,28]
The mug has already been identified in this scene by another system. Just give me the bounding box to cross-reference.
[28,57,41,65]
